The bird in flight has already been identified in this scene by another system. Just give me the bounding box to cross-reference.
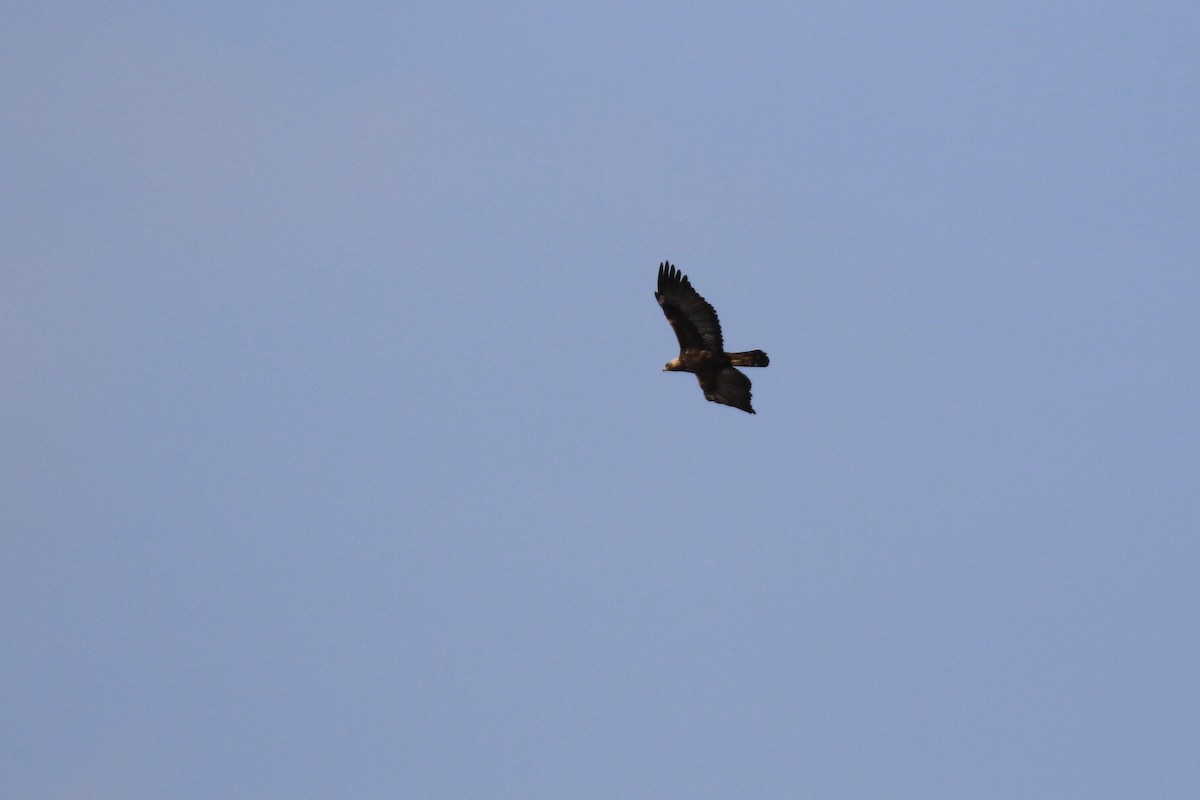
[655,261,769,414]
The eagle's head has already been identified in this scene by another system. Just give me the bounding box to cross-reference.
[663,357,683,372]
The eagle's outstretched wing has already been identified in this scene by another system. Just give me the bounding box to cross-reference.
[655,262,725,353]
[697,366,755,414]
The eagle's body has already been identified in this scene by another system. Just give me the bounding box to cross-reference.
[655,261,769,414]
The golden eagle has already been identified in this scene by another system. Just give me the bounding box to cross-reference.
[655,261,769,414]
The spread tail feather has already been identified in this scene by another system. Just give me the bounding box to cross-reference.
[728,349,769,367]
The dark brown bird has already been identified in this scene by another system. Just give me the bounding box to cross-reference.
[655,261,769,414]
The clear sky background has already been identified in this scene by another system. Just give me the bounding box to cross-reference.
[3,3,1198,798]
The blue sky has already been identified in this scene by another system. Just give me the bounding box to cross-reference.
[3,3,1198,797]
